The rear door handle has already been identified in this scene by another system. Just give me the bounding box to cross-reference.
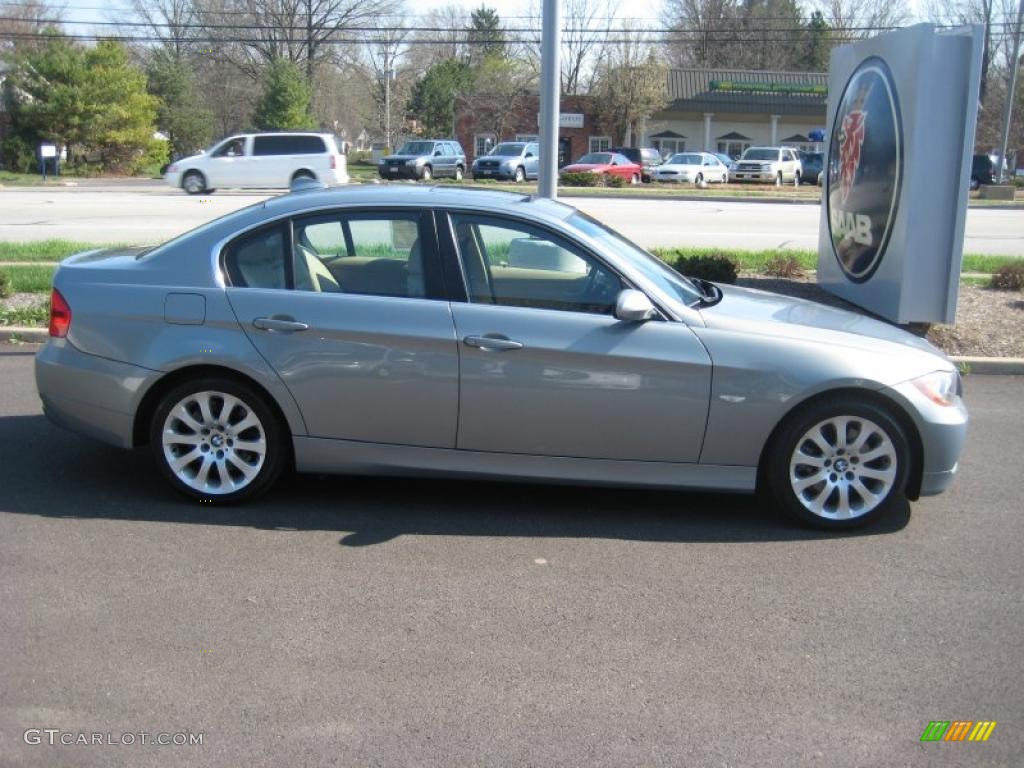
[253,316,309,333]
[463,334,524,351]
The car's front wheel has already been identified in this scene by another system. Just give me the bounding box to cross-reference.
[455,165,464,181]
[150,378,286,503]
[182,171,207,195]
[514,166,526,183]
[421,165,432,181]
[766,396,911,529]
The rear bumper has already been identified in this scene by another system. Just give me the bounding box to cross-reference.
[35,339,157,449]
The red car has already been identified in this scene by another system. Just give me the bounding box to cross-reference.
[559,152,643,184]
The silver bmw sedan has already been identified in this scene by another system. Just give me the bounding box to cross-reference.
[34,185,967,529]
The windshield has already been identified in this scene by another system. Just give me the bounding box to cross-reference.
[742,148,779,161]
[396,141,436,155]
[669,153,703,165]
[566,212,703,307]
[575,153,611,165]
[489,143,525,156]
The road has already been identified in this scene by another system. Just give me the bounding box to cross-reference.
[0,345,1021,767]
[1,180,1022,255]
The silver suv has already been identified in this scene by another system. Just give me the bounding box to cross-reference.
[729,146,803,186]
[378,140,467,181]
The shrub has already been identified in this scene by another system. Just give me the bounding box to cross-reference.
[991,263,1024,291]
[672,253,738,284]
[763,254,805,278]
[0,272,11,299]
[604,174,626,188]
[559,171,602,187]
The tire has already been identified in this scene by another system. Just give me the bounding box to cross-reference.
[794,171,801,187]
[454,165,464,181]
[766,395,911,530]
[695,172,704,186]
[722,173,728,183]
[969,176,980,191]
[775,171,783,187]
[514,166,526,183]
[149,377,287,504]
[630,173,640,185]
[292,170,315,183]
[421,165,432,181]
[182,171,207,195]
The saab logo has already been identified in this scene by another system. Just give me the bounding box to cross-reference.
[920,721,997,742]
[826,56,903,284]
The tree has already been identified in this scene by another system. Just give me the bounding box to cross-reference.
[662,0,739,69]
[590,34,668,146]
[460,56,535,144]
[253,59,317,130]
[814,0,910,43]
[798,10,832,72]
[408,59,474,137]
[468,6,506,65]
[147,48,214,159]
[10,36,159,171]
[524,0,615,94]
[0,0,57,54]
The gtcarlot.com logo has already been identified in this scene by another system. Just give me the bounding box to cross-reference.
[24,729,203,746]
[920,720,997,742]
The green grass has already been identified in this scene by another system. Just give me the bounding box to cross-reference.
[0,240,111,263]
[0,264,57,293]
[0,304,49,327]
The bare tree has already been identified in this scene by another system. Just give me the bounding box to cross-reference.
[406,4,472,74]
[363,21,413,148]
[0,0,60,53]
[814,0,911,42]
[194,0,401,82]
[116,0,198,60]
[662,0,739,69]
[523,0,616,95]
[590,27,667,145]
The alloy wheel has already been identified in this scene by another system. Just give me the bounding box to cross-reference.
[788,415,898,520]
[161,390,267,495]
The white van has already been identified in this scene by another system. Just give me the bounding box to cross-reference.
[165,132,349,194]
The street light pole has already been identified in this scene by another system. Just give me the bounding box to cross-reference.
[996,0,1024,183]
[384,47,392,152]
[537,0,562,199]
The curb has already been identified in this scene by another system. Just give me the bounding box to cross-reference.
[4,327,1023,374]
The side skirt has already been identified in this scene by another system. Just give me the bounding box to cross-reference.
[293,437,757,493]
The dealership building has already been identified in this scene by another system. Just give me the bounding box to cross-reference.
[455,68,829,164]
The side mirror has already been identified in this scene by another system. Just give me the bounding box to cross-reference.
[434,150,442,157]
[525,152,534,158]
[615,289,656,322]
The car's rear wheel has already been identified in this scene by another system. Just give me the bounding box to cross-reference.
[766,396,911,530]
[630,173,640,185]
[421,165,432,181]
[150,378,286,503]
[695,172,704,185]
[794,171,801,187]
[514,166,526,183]
[775,171,783,186]
[182,171,207,195]
[455,165,464,181]
[292,170,315,183]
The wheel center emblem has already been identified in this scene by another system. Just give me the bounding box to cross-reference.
[211,434,223,448]
[834,458,849,473]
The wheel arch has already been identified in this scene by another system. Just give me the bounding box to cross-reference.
[133,364,294,454]
[291,168,317,182]
[755,386,925,501]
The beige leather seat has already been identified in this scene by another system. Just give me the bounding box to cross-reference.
[294,244,342,293]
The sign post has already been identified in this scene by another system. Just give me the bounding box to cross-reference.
[38,142,58,181]
[817,24,984,325]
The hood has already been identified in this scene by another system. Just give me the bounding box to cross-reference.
[699,282,950,365]
[657,164,697,172]
[561,164,607,173]
[382,154,423,162]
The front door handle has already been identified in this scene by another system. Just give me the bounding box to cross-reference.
[463,334,524,351]
[253,316,309,333]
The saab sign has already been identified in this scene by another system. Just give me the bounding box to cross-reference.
[817,25,984,324]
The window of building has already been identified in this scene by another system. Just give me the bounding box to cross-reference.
[652,138,685,158]
[588,136,611,153]
[717,140,751,160]
[474,133,496,157]
[449,214,624,315]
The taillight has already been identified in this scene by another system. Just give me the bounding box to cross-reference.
[330,155,337,169]
[49,288,71,338]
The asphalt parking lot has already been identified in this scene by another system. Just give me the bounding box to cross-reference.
[0,344,1022,767]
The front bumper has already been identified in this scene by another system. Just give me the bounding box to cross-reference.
[378,165,422,179]
[472,167,514,180]
[35,339,158,449]
[164,171,182,188]
[884,378,969,498]
[730,172,775,182]
[653,174,690,183]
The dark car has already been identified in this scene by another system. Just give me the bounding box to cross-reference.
[609,147,662,183]
[970,154,995,190]
[799,151,824,185]
[378,140,467,181]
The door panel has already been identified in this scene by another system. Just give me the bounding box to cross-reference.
[450,303,711,462]
[228,289,459,447]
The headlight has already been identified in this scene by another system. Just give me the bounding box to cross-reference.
[589,168,602,174]
[167,163,177,173]
[405,159,417,166]
[911,370,960,406]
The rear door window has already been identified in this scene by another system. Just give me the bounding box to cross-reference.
[224,224,288,289]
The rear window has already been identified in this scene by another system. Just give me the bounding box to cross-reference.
[253,135,326,156]
[224,224,287,288]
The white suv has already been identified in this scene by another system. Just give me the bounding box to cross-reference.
[165,132,349,194]
[729,146,803,185]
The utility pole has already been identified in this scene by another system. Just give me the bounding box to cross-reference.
[537,0,562,199]
[384,47,392,152]
[996,0,1024,183]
